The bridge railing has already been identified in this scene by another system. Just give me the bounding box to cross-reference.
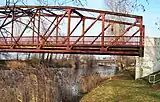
[0,36,140,46]
[149,72,160,84]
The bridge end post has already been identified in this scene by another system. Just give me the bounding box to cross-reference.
[100,13,105,52]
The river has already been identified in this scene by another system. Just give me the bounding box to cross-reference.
[55,65,116,102]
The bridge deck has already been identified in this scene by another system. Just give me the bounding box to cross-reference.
[0,36,143,56]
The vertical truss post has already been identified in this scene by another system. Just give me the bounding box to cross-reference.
[11,8,14,46]
[100,13,105,51]
[66,9,72,50]
[139,17,143,47]
[32,17,35,44]
[82,17,85,44]
[56,16,59,44]
[37,9,41,44]
[138,17,144,57]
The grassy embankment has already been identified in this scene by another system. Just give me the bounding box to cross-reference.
[80,69,160,102]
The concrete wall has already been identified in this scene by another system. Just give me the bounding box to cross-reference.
[136,37,160,79]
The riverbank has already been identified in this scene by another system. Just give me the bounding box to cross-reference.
[80,69,160,102]
[0,59,117,102]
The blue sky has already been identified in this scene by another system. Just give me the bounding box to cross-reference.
[0,0,159,37]
[133,0,160,37]
[86,0,160,37]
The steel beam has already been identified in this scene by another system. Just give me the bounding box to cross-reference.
[0,6,144,57]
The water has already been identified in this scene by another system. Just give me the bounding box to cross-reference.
[57,65,116,102]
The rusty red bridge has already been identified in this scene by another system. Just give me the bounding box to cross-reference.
[0,6,144,56]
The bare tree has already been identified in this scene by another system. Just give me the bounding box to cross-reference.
[104,0,143,71]
[3,0,87,61]
[5,0,87,6]
[155,18,160,31]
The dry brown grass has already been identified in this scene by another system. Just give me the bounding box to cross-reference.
[6,61,27,69]
[0,64,61,102]
[79,73,105,93]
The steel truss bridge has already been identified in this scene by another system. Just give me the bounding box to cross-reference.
[0,6,144,56]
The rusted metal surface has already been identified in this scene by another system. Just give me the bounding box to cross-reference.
[0,6,144,56]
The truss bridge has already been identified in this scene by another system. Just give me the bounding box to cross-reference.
[0,6,144,56]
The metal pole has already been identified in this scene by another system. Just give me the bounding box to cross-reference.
[32,17,35,44]
[37,9,41,44]
[56,16,59,44]
[138,17,143,47]
[101,13,105,51]
[11,7,14,46]
[67,9,71,50]
[82,17,85,44]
